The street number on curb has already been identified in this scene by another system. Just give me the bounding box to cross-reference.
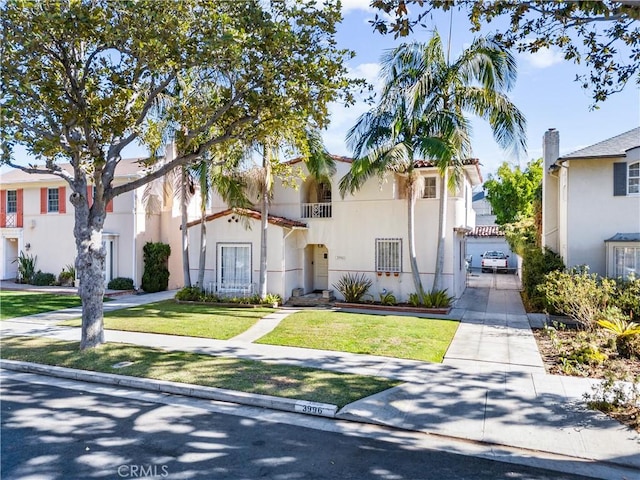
[294,400,336,417]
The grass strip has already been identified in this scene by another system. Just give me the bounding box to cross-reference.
[0,336,400,408]
[0,291,83,320]
[59,301,274,340]
[256,310,459,363]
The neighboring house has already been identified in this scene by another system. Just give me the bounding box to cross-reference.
[0,146,188,288]
[186,156,482,302]
[466,190,514,271]
[542,127,640,280]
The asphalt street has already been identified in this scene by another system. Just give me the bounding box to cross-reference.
[1,373,596,480]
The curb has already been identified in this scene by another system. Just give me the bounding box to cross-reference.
[0,359,338,418]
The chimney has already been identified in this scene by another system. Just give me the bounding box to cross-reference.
[543,128,559,171]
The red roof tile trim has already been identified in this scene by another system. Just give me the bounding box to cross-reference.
[185,208,307,230]
[470,225,504,237]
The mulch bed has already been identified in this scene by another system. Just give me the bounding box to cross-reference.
[533,326,640,432]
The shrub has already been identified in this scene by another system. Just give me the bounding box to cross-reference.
[13,251,37,284]
[408,289,453,308]
[107,277,135,290]
[58,271,74,286]
[175,286,205,301]
[538,266,615,329]
[422,289,453,308]
[521,247,564,311]
[263,293,282,306]
[31,271,56,286]
[333,273,372,303]
[597,308,640,359]
[612,275,640,319]
[141,242,171,293]
[379,290,397,306]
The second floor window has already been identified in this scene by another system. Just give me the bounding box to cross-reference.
[629,162,639,194]
[48,188,59,212]
[423,177,437,198]
[6,190,17,213]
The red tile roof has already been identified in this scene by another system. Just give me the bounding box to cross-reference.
[470,225,504,237]
[185,208,307,230]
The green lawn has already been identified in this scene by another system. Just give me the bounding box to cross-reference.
[0,336,399,407]
[60,300,274,340]
[0,291,83,320]
[256,310,459,362]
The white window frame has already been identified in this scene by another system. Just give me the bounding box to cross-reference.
[613,246,640,280]
[423,177,437,199]
[217,243,252,292]
[628,161,640,195]
[375,238,402,273]
[48,187,59,213]
[6,190,17,214]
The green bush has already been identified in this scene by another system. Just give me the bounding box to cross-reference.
[262,293,282,306]
[521,246,564,311]
[141,242,171,293]
[107,277,135,290]
[538,266,615,329]
[379,290,397,306]
[13,251,37,284]
[58,270,74,286]
[612,276,640,319]
[175,286,205,301]
[31,271,56,286]
[408,289,453,308]
[333,273,372,303]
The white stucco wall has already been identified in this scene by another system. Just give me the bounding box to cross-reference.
[564,157,640,276]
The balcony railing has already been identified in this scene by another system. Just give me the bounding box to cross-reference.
[3,213,18,228]
[301,202,332,219]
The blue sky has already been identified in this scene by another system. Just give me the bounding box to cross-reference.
[326,0,640,179]
[8,1,639,181]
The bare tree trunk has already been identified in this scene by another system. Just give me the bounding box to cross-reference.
[70,182,106,349]
[433,169,448,291]
[197,202,207,288]
[406,176,424,296]
[181,166,191,288]
[258,148,271,300]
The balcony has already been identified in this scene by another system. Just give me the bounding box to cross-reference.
[301,202,332,219]
[2,213,19,228]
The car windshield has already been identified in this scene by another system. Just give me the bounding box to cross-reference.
[484,251,506,259]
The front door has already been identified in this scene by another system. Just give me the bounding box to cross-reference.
[103,238,115,286]
[3,237,19,280]
[313,245,328,291]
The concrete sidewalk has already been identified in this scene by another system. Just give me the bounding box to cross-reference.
[2,276,639,477]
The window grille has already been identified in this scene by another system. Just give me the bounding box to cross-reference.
[375,238,401,272]
[423,177,436,198]
[6,190,17,213]
[48,188,59,212]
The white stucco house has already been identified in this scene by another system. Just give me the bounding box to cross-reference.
[542,127,640,279]
[0,147,188,289]
[186,156,482,302]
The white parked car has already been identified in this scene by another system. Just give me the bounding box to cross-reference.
[481,251,509,273]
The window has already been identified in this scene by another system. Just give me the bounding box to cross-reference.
[6,190,17,214]
[376,238,401,272]
[614,246,640,280]
[318,182,332,203]
[423,177,436,198]
[629,162,640,194]
[48,188,59,212]
[218,243,251,291]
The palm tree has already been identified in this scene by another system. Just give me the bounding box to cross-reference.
[340,78,459,297]
[342,31,526,295]
[390,32,526,290]
[243,128,335,300]
[189,156,249,289]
